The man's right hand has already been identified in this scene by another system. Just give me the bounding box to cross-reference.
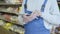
[23,10,41,23]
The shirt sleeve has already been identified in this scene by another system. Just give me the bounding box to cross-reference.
[41,0,60,25]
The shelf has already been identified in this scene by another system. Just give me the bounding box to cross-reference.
[0,3,22,7]
[0,26,16,34]
[58,0,60,5]
[0,3,22,16]
[58,2,60,5]
[0,19,24,28]
[0,8,19,16]
[0,15,17,23]
[1,19,24,28]
[0,11,18,16]
[0,15,24,28]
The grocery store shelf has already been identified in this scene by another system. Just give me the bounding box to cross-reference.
[0,3,22,16]
[0,15,16,23]
[0,15,24,28]
[0,26,16,34]
[58,0,60,5]
[0,3,22,7]
[58,2,60,4]
[0,11,18,16]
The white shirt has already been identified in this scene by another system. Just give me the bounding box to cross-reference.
[19,0,60,30]
[41,0,60,29]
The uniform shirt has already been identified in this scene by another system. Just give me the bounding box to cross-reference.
[19,0,60,30]
[41,0,60,29]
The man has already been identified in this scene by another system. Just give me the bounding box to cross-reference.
[18,0,60,34]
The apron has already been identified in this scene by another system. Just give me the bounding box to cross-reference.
[24,0,50,34]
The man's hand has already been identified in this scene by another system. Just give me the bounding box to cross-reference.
[32,10,41,16]
[23,10,41,23]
